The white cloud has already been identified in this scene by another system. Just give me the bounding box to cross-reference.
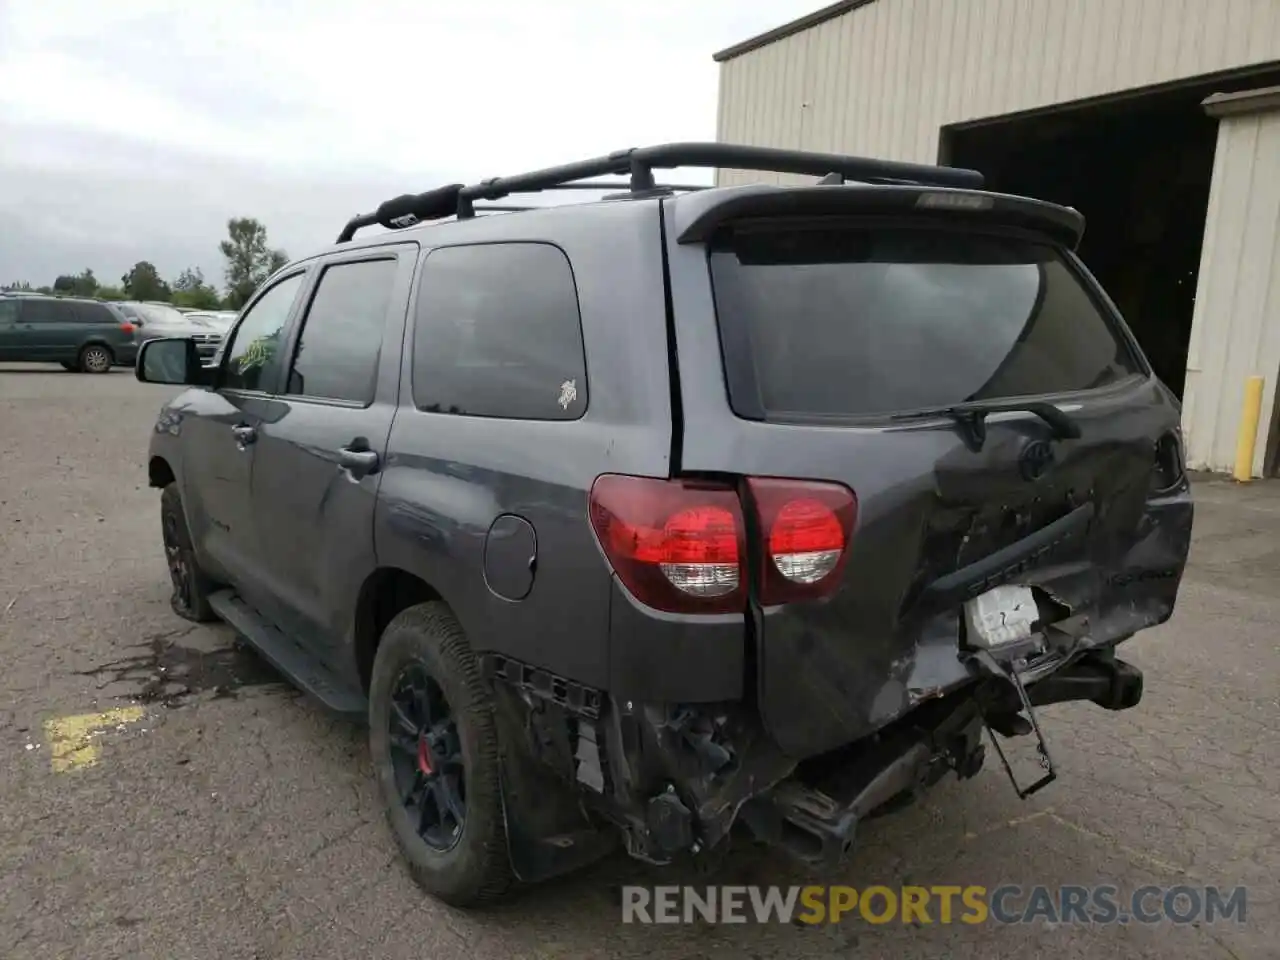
[0,0,818,285]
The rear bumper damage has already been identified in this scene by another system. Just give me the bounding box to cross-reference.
[737,649,1144,866]
[490,645,1147,879]
[631,647,1145,868]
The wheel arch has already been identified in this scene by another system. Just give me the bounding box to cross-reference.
[353,567,445,694]
[149,455,177,489]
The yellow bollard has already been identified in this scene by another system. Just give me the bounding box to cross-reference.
[1233,375,1265,482]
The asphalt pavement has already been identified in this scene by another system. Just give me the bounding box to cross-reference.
[1,363,1275,959]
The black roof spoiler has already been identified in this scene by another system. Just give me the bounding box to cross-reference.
[334,142,984,243]
[670,184,1086,249]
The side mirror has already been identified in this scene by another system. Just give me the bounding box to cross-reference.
[136,337,213,386]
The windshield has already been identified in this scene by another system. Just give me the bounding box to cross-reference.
[708,225,1142,420]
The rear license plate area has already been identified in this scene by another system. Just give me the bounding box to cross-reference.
[962,584,1048,661]
[962,585,1058,798]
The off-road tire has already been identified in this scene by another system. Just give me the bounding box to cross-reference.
[369,602,513,907]
[78,343,114,373]
[160,484,217,622]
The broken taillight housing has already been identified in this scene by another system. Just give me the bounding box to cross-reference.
[1151,430,1186,493]
[588,474,857,613]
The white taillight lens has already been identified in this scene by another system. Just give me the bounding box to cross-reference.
[659,561,739,597]
[772,548,842,584]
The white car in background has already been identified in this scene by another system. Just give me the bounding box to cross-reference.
[187,310,239,334]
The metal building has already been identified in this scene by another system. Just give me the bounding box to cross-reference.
[714,0,1280,476]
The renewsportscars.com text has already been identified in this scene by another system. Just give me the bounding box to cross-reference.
[621,884,1247,926]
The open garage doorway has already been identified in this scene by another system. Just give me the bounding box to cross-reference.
[942,79,1249,401]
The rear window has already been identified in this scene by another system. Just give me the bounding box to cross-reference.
[708,225,1142,420]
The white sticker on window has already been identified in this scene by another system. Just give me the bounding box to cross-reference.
[558,379,578,410]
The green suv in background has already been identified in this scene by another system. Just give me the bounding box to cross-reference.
[0,294,139,372]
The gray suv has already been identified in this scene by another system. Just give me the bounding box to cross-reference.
[117,302,225,361]
[134,143,1193,907]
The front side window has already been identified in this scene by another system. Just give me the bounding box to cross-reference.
[285,258,396,403]
[411,242,587,420]
[221,273,306,392]
[0,300,18,324]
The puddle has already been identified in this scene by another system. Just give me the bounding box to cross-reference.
[79,627,284,707]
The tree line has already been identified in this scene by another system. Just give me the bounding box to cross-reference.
[1,217,289,311]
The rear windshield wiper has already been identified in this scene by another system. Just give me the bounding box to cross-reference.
[891,399,1081,450]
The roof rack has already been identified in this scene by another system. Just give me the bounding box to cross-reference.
[335,141,984,243]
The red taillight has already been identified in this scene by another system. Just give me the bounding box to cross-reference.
[748,478,857,604]
[120,322,136,334]
[589,474,857,613]
[588,475,745,613]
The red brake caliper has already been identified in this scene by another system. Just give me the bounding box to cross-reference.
[417,736,434,775]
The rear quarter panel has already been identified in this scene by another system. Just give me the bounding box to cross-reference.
[374,202,675,689]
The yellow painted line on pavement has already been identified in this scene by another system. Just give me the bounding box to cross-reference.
[962,807,1056,840]
[959,803,1193,878]
[43,707,145,773]
[1045,811,1193,878]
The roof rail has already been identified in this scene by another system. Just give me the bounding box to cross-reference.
[335,141,984,242]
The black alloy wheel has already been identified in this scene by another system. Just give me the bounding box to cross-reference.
[388,661,467,852]
[162,507,194,611]
[158,484,216,622]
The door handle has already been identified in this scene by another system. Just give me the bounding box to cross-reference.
[231,424,257,446]
[338,447,379,474]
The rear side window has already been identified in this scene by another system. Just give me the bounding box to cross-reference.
[285,258,397,403]
[709,225,1142,420]
[0,300,18,324]
[22,299,75,324]
[74,302,118,324]
[412,242,587,419]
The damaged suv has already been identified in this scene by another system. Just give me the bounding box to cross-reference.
[135,142,1193,906]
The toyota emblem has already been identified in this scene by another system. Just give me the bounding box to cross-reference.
[1019,439,1055,481]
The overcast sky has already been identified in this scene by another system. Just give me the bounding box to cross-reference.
[0,0,816,290]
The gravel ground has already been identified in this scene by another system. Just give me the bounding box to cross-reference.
[0,362,1275,959]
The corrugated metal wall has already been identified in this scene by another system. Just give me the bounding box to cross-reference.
[1182,94,1280,476]
[716,0,1280,184]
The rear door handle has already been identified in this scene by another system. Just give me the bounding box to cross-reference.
[231,424,257,446]
[338,447,379,475]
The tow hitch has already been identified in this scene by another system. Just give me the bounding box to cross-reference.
[739,648,1146,867]
[738,695,988,867]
